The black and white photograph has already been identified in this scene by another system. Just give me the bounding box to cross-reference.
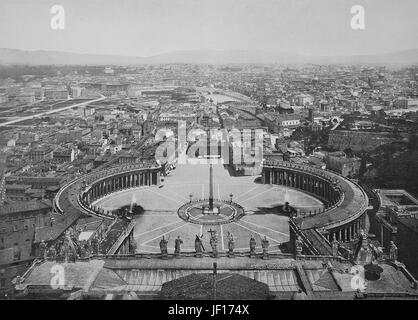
[0,0,417,308]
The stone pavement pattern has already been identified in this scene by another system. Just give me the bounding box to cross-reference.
[95,161,324,253]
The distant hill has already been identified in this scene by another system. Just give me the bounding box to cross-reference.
[143,50,306,65]
[0,48,417,65]
[0,48,144,66]
[311,49,418,65]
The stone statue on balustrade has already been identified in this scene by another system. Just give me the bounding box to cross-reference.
[91,237,99,255]
[159,236,168,259]
[129,240,137,255]
[209,229,219,258]
[331,235,339,257]
[195,234,205,258]
[227,232,235,258]
[249,235,257,258]
[283,201,291,214]
[174,236,183,257]
[354,229,375,265]
[295,236,304,256]
[79,241,88,259]
[69,250,77,263]
[83,241,92,257]
[38,240,47,260]
[47,245,57,260]
[56,246,65,262]
[59,235,70,262]
[388,241,398,262]
[63,232,78,262]
[261,236,270,259]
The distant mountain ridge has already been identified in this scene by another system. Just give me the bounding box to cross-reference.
[0,48,417,65]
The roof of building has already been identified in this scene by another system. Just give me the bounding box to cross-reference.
[5,184,32,191]
[17,260,105,291]
[397,215,418,233]
[0,199,51,215]
[33,210,79,243]
[15,255,418,299]
[376,189,418,208]
[0,242,34,266]
[161,273,271,300]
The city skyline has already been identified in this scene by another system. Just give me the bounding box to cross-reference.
[1,0,418,304]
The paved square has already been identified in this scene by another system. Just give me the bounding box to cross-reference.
[95,161,324,253]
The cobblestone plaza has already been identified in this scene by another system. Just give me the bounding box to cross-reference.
[95,161,324,253]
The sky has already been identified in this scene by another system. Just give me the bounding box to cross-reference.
[0,0,417,57]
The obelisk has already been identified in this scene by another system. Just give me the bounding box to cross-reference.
[209,162,214,211]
